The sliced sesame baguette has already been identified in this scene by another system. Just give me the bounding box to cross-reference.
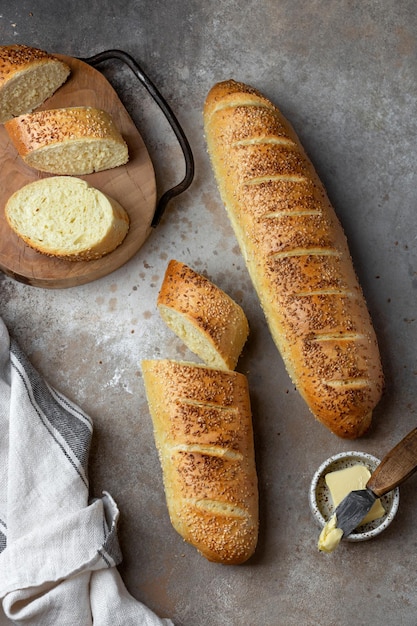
[204,79,384,438]
[0,44,70,124]
[5,176,129,261]
[5,106,128,175]
[141,359,258,564]
[157,259,249,371]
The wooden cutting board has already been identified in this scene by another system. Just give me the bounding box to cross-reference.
[0,54,157,288]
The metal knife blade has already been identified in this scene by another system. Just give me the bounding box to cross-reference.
[333,488,377,537]
[333,426,417,540]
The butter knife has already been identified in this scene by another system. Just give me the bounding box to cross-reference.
[334,426,417,537]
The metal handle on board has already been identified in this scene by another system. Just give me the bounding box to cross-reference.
[79,49,195,227]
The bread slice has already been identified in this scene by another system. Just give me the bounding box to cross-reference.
[5,106,129,175]
[5,176,129,261]
[141,359,258,564]
[0,44,70,124]
[157,260,249,371]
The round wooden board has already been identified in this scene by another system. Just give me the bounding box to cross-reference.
[0,54,157,288]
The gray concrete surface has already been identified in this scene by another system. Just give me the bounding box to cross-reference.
[1,1,417,624]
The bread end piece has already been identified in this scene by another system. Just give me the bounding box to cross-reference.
[0,44,70,124]
[5,176,129,261]
[157,259,249,371]
[142,359,258,564]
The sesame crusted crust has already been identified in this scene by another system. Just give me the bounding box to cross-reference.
[5,106,128,175]
[142,359,258,564]
[157,259,249,370]
[0,44,70,123]
[204,80,384,438]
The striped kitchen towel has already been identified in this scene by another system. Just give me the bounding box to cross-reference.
[0,317,173,626]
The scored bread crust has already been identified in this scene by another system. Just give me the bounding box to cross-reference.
[5,106,129,175]
[203,79,384,438]
[0,44,70,124]
[5,176,129,261]
[142,359,258,564]
[157,259,249,371]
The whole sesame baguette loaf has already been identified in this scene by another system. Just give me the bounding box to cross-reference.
[203,79,384,439]
[157,259,249,371]
[0,44,70,124]
[5,106,128,175]
[141,359,258,564]
[5,176,129,261]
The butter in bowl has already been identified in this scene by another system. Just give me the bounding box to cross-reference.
[310,427,417,552]
[309,451,400,552]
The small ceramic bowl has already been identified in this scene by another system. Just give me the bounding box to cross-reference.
[309,451,400,542]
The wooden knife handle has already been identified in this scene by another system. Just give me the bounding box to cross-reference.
[367,427,417,497]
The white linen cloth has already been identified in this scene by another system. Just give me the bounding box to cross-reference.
[0,317,173,626]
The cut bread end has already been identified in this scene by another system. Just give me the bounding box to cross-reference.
[157,259,249,371]
[0,45,70,124]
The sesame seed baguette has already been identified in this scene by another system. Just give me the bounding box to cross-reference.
[203,79,384,439]
[157,259,249,371]
[5,176,129,261]
[5,106,128,175]
[0,44,70,124]
[141,359,258,564]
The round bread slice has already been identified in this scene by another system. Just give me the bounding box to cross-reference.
[0,44,70,124]
[5,176,129,261]
[157,259,249,371]
[5,106,129,175]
